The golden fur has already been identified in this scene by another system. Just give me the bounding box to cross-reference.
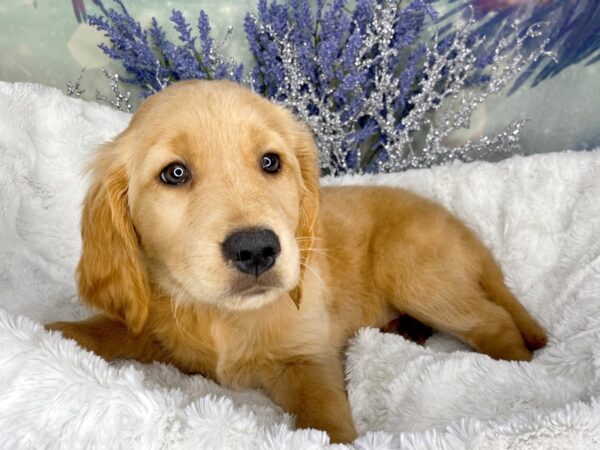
[47,80,547,443]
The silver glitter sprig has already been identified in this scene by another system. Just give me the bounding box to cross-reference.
[144,60,170,96]
[383,18,552,172]
[66,70,85,99]
[255,4,551,175]
[205,25,251,84]
[258,20,358,173]
[95,70,133,113]
[213,26,252,85]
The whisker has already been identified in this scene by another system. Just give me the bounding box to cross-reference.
[295,237,326,242]
[299,260,325,288]
[305,248,336,262]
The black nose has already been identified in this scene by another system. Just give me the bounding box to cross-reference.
[222,229,281,276]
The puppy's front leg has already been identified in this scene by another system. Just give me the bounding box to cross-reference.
[263,356,357,443]
[46,315,168,364]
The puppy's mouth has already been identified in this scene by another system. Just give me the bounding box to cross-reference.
[229,272,282,297]
[239,286,269,297]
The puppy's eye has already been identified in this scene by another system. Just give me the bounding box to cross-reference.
[261,153,280,174]
[160,163,189,185]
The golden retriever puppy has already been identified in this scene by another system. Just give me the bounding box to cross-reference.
[47,80,547,443]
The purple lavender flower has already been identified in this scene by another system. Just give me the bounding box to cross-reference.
[197,11,213,65]
[447,0,600,91]
[72,0,87,23]
[245,0,448,173]
[171,10,196,50]
[88,0,527,174]
[89,0,243,97]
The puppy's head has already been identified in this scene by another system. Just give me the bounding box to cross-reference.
[77,81,319,333]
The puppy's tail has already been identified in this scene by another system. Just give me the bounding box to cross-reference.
[480,256,547,352]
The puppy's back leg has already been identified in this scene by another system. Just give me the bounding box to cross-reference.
[480,256,547,351]
[46,315,168,364]
[393,284,533,361]
[381,314,433,345]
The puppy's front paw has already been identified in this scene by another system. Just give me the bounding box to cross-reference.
[45,321,79,337]
[44,320,98,351]
[45,321,72,335]
[44,318,116,364]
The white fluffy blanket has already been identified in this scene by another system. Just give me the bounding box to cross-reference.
[1,82,600,450]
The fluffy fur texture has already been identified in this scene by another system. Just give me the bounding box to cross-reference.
[2,82,599,449]
[43,80,545,443]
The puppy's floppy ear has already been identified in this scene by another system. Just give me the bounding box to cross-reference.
[289,123,320,307]
[76,141,151,335]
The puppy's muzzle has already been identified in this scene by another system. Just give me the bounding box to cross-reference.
[222,229,281,276]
